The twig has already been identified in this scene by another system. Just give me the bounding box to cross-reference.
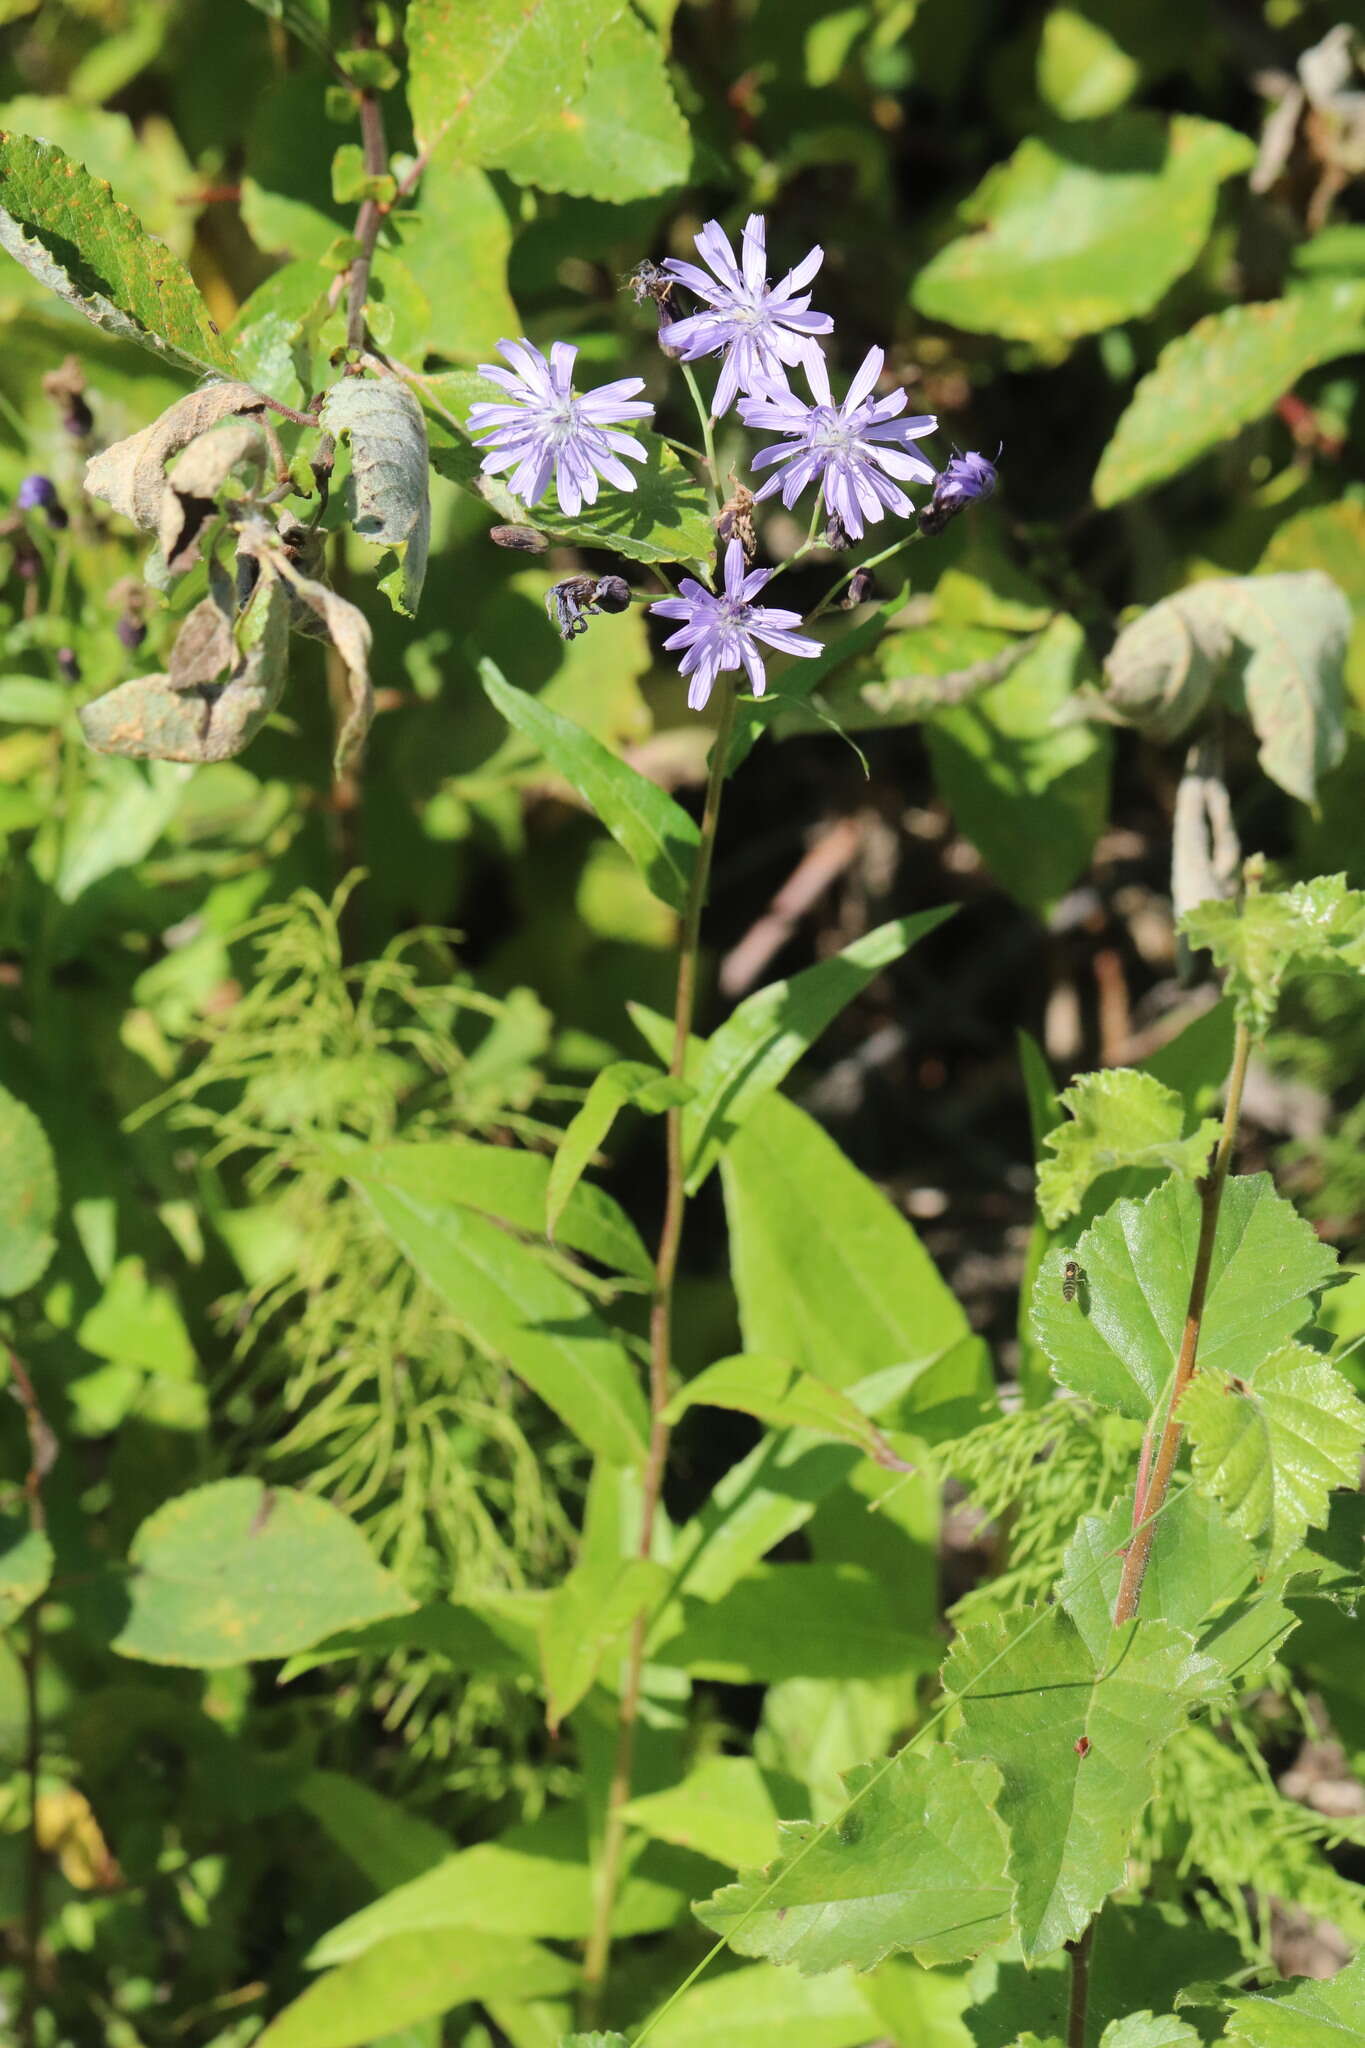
[345,87,390,352]
[1066,1923,1094,2048]
[581,684,740,2018]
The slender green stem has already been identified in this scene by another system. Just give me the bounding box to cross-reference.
[658,431,709,465]
[1113,1014,1253,1624]
[680,363,722,516]
[806,526,925,626]
[580,683,740,2021]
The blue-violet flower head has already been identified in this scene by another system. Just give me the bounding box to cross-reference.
[739,346,937,540]
[467,339,654,517]
[650,537,821,712]
[921,449,998,534]
[659,214,833,416]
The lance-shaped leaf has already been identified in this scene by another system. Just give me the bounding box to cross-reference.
[944,1608,1218,1960]
[320,377,431,617]
[256,1929,577,2048]
[0,130,237,376]
[1181,1344,1365,1571]
[622,1757,792,1872]
[1182,875,1365,1036]
[546,1059,691,1242]
[1031,1172,1339,1418]
[1094,283,1365,507]
[694,1744,1012,1972]
[664,1354,912,1471]
[112,1479,414,1666]
[1223,1949,1365,2048]
[481,658,699,913]
[538,1554,666,1732]
[0,1084,58,1296]
[1037,1069,1220,1229]
[682,908,955,1192]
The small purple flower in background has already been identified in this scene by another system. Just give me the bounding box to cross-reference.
[659,214,833,416]
[16,473,69,528]
[740,346,937,540]
[650,537,820,711]
[920,449,999,536]
[467,339,654,517]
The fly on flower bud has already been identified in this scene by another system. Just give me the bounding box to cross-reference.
[490,524,549,553]
[842,566,875,610]
[920,449,999,538]
[824,510,853,551]
[716,482,757,560]
[546,574,632,640]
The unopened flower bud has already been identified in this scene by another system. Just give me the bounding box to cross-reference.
[824,510,853,551]
[117,615,147,651]
[490,523,549,553]
[17,474,67,527]
[842,567,875,609]
[57,647,81,681]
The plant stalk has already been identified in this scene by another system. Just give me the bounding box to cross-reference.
[345,87,390,353]
[581,683,739,2017]
[1112,1015,1253,1624]
[680,363,722,517]
[1066,1923,1093,2048]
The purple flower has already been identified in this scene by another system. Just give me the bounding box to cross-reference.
[650,537,821,711]
[920,450,998,536]
[659,214,833,416]
[17,473,56,510]
[739,346,937,539]
[467,339,654,517]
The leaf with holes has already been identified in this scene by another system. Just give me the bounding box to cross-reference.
[1031,1172,1340,1418]
[1037,1069,1219,1229]
[0,130,237,375]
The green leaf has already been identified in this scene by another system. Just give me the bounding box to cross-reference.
[1100,2020,1201,2048]
[352,1176,649,1464]
[407,0,610,160]
[1094,283,1365,506]
[1030,1172,1340,1418]
[538,1555,666,1730]
[392,146,516,360]
[560,2037,627,2047]
[944,1608,1217,1959]
[493,6,690,201]
[1037,10,1139,120]
[721,1091,989,1436]
[111,1479,414,1667]
[665,1354,912,1470]
[621,1756,793,1871]
[1224,1949,1365,2048]
[297,1771,453,1894]
[480,658,699,913]
[1037,1069,1219,1229]
[256,1930,578,2048]
[320,378,431,618]
[682,909,954,1191]
[645,1962,895,2048]
[546,1060,690,1242]
[325,1136,652,1280]
[912,114,1253,344]
[657,1563,935,1684]
[1261,501,1365,706]
[0,1083,58,1297]
[1181,1344,1365,1570]
[0,1514,53,1627]
[695,1745,1012,1972]
[1181,876,1365,1036]
[924,616,1111,916]
[0,130,237,376]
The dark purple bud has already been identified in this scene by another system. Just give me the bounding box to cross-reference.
[62,393,94,438]
[57,647,81,681]
[17,474,56,511]
[592,575,631,614]
[842,567,875,610]
[823,510,853,551]
[490,523,549,553]
[920,449,999,537]
[117,615,147,651]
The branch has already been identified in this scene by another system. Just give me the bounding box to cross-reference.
[345,87,390,353]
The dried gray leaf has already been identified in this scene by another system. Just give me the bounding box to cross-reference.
[320,375,430,617]
[168,577,236,691]
[167,418,268,501]
[240,521,374,773]
[84,382,265,531]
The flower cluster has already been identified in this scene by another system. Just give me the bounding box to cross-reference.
[474,214,998,709]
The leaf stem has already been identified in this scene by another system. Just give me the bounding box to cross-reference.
[806,525,925,626]
[680,363,722,516]
[581,682,740,2019]
[1066,1923,1093,2048]
[345,85,390,353]
[1112,1013,1253,1624]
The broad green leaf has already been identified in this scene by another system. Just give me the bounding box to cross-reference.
[925,616,1111,916]
[310,1805,683,1962]
[481,658,699,913]
[1031,1172,1340,1418]
[0,97,197,255]
[1224,1949,1365,2048]
[0,130,236,375]
[77,1255,194,1377]
[913,114,1253,344]
[1100,2021,1200,2048]
[495,7,690,201]
[657,1563,935,1683]
[352,1177,649,1464]
[0,1514,53,1627]
[1037,1070,1219,1229]
[111,1479,414,1667]
[256,1929,577,2048]
[1037,10,1138,120]
[665,1431,864,1607]
[406,0,613,161]
[722,1090,990,1435]
[1182,876,1365,1036]
[320,378,430,618]
[226,258,331,407]
[393,146,516,359]
[282,1596,543,1683]
[547,1060,690,1242]
[297,1772,453,1893]
[682,908,954,1191]
[695,1745,1012,1972]
[538,1555,666,1730]
[665,1355,911,1470]
[646,1961,886,2048]
[944,1608,1217,1959]
[621,1756,793,1870]
[1094,283,1365,506]
[0,1083,58,1296]
[324,1137,652,1280]
[1181,1344,1365,1570]
[1260,502,1365,707]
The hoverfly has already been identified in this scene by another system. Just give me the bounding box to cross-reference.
[623,260,675,313]
[1061,1259,1085,1304]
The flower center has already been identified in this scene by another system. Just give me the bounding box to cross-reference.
[807,405,857,454]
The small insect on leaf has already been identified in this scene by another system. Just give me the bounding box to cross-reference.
[1061,1258,1086,1304]
[1074,1734,1092,1759]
